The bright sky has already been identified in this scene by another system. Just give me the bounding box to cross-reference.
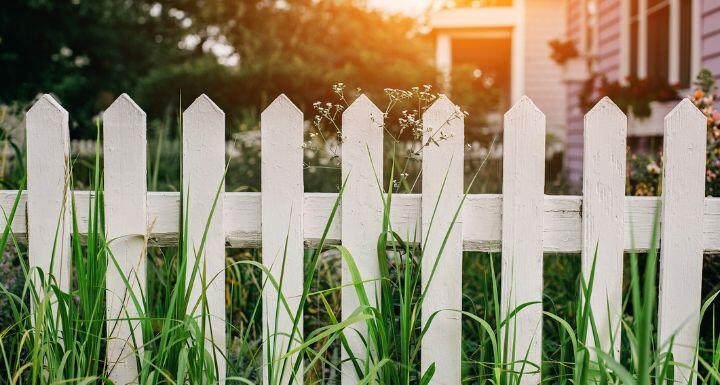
[366,0,434,14]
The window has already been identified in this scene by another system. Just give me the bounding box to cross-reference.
[679,0,693,87]
[646,0,670,82]
[626,0,695,87]
[630,0,639,77]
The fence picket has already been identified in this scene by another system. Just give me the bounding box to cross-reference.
[103,94,147,384]
[421,95,464,385]
[16,92,720,385]
[182,94,226,382]
[501,96,545,385]
[341,94,383,384]
[26,94,72,294]
[261,94,304,385]
[582,97,626,358]
[658,99,706,385]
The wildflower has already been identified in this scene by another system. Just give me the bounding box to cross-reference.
[694,89,705,100]
[646,162,661,174]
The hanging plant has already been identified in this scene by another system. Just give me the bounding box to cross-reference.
[548,39,580,66]
[579,75,680,119]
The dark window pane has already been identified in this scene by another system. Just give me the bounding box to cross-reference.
[680,0,693,87]
[647,4,670,81]
[631,0,639,17]
[631,22,639,77]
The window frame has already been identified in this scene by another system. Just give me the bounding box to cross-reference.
[620,0,701,88]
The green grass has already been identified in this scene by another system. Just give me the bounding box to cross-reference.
[0,117,719,384]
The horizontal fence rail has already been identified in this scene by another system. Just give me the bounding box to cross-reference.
[19,93,709,385]
[6,191,720,252]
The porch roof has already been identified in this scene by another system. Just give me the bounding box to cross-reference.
[428,7,520,30]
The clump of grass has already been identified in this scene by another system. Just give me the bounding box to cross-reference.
[1,101,720,385]
[0,126,107,384]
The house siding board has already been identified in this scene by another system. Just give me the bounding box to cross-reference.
[704,56,720,78]
[597,0,622,82]
[702,10,720,36]
[566,0,720,185]
[525,0,568,139]
[566,0,623,187]
[703,0,720,78]
[565,80,585,191]
[564,0,586,188]
[702,31,720,59]
[599,0,620,12]
[703,0,720,13]
[598,6,621,28]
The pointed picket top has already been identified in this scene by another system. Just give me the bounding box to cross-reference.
[184,93,224,117]
[506,95,543,117]
[586,96,626,122]
[504,96,545,137]
[665,98,705,135]
[344,93,382,116]
[342,94,383,140]
[584,97,627,139]
[262,94,302,118]
[27,94,68,120]
[423,94,458,117]
[105,93,145,119]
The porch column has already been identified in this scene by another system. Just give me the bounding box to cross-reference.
[436,33,452,92]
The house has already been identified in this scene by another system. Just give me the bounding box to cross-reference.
[563,0,720,186]
[430,0,720,188]
[430,0,569,141]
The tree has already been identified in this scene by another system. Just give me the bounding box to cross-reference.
[1,0,439,137]
[1,0,192,136]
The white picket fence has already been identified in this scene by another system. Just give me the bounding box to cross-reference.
[10,92,712,385]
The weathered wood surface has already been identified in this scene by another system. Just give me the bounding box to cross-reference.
[581,97,626,359]
[340,95,384,384]
[25,94,72,294]
[183,94,227,383]
[658,99,706,385]
[5,192,720,253]
[261,94,304,385]
[421,95,464,385]
[103,94,147,384]
[501,96,545,385]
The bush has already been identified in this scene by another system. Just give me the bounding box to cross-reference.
[627,69,720,196]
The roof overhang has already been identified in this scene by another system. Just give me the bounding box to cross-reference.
[429,7,521,30]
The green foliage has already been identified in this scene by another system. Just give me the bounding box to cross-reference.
[627,69,720,197]
[1,0,192,137]
[1,0,442,138]
[580,75,680,119]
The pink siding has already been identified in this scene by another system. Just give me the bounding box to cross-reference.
[566,0,720,186]
[702,0,720,79]
[703,0,720,13]
[525,0,568,138]
[596,0,622,81]
[564,0,587,190]
[566,0,623,188]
